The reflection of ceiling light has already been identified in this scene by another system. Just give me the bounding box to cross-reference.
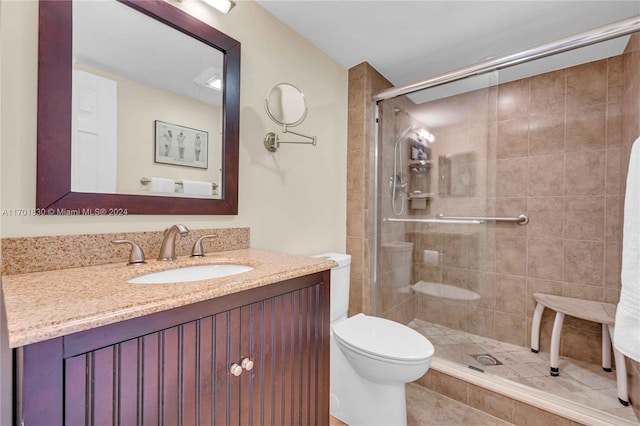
[201,0,236,13]
[204,76,222,90]
[417,127,435,143]
[193,67,223,91]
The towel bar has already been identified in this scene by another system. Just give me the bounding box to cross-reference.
[140,177,218,190]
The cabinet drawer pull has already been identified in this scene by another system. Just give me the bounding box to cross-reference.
[230,363,243,376]
[241,358,254,371]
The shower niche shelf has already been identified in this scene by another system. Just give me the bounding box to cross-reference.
[408,192,434,200]
[409,160,433,168]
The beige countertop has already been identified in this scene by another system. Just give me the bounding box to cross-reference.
[2,248,336,348]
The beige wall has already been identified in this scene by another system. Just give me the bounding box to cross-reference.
[0,0,348,256]
[0,2,347,424]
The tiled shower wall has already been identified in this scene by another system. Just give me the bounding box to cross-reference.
[410,54,625,366]
[346,63,393,317]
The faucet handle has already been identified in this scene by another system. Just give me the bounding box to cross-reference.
[112,239,146,265]
[191,234,218,257]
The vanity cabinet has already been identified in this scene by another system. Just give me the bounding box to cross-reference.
[16,271,330,426]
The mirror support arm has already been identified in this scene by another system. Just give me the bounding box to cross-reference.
[264,125,317,153]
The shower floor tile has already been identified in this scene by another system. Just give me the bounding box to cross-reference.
[409,319,639,424]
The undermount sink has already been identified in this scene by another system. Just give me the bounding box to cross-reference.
[127,264,254,284]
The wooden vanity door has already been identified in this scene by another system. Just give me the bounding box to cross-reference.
[61,283,327,425]
[240,284,327,425]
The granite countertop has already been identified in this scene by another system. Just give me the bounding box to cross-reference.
[2,248,336,348]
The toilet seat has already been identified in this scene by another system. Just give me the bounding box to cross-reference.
[333,313,434,363]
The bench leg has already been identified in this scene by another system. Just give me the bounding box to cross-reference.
[608,325,629,406]
[531,303,544,353]
[550,312,565,376]
[602,323,612,372]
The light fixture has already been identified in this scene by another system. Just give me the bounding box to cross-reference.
[203,75,222,90]
[193,67,223,91]
[201,0,236,13]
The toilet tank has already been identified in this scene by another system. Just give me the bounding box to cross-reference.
[313,253,351,322]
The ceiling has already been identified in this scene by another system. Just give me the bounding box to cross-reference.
[255,1,640,100]
[73,1,224,106]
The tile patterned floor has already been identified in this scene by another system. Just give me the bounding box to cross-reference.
[409,319,639,424]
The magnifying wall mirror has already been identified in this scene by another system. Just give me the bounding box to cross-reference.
[265,83,307,126]
[263,83,316,152]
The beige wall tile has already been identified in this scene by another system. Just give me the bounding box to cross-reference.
[527,197,564,239]
[495,274,526,315]
[442,234,468,268]
[468,384,515,423]
[561,282,604,301]
[607,56,623,104]
[498,79,530,121]
[466,306,496,339]
[527,238,563,281]
[564,196,605,241]
[604,242,621,289]
[528,113,565,155]
[605,196,622,242]
[565,105,607,152]
[494,311,526,346]
[563,240,604,286]
[567,59,607,108]
[424,370,469,404]
[497,118,529,159]
[561,325,602,365]
[346,236,364,315]
[607,102,623,148]
[529,69,566,116]
[513,400,583,426]
[528,154,564,196]
[496,236,527,276]
[565,151,606,195]
[497,158,528,197]
[606,148,622,195]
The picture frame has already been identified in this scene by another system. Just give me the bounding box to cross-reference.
[154,120,208,169]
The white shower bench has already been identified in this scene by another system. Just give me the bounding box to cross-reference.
[530,293,628,406]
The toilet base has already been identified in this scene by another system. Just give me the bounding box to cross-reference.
[331,338,409,426]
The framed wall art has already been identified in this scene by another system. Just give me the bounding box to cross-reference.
[154,120,208,169]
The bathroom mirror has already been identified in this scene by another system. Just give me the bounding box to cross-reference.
[37,0,241,215]
[264,83,307,127]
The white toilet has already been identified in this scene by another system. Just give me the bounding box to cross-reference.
[315,253,434,426]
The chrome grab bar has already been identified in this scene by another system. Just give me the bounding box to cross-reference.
[436,213,529,225]
[384,217,484,225]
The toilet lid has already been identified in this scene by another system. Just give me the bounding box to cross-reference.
[333,314,434,362]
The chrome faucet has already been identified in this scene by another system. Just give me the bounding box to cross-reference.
[157,224,189,261]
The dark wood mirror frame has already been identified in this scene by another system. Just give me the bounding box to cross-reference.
[37,0,240,215]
